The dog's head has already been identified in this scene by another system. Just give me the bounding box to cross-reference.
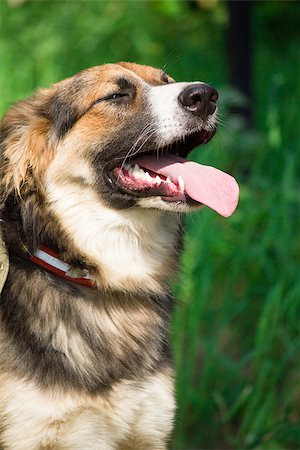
[1,62,238,213]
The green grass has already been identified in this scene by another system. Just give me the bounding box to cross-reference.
[1,1,300,448]
[172,30,300,447]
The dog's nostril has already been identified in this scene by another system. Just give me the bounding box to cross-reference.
[178,83,218,119]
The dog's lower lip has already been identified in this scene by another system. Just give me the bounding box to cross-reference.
[109,165,187,201]
[109,168,200,206]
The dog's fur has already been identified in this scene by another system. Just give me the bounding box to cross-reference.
[0,63,217,449]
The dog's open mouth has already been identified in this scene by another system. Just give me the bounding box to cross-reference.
[111,129,239,218]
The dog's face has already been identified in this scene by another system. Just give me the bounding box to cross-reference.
[22,62,219,214]
[30,62,218,214]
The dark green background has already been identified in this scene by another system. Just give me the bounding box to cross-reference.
[1,1,300,448]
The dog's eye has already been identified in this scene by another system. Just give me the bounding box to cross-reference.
[104,92,129,101]
[108,93,128,100]
[91,92,129,108]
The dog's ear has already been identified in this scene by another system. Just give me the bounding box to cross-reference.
[0,90,54,195]
[39,90,82,140]
[38,74,87,140]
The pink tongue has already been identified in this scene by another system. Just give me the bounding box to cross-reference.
[132,154,239,218]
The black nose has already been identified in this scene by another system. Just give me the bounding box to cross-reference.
[178,83,218,119]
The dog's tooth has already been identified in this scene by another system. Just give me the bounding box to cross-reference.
[178,176,185,192]
[124,163,131,171]
[166,177,171,184]
[155,176,162,185]
[145,172,152,182]
[132,164,142,179]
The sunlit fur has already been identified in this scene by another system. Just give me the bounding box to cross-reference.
[0,62,217,449]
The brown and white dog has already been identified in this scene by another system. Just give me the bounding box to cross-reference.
[0,63,239,449]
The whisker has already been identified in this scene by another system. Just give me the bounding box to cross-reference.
[115,126,158,183]
[122,126,156,165]
[113,124,155,163]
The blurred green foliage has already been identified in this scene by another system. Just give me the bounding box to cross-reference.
[1,1,300,448]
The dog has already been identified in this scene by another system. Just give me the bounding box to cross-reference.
[0,62,239,449]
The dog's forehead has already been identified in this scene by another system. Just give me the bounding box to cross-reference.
[116,62,174,85]
[77,62,174,87]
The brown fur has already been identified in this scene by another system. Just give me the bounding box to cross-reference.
[0,62,213,449]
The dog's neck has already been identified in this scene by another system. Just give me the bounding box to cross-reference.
[2,189,182,294]
[43,182,182,293]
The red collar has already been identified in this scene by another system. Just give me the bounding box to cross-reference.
[29,246,96,288]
